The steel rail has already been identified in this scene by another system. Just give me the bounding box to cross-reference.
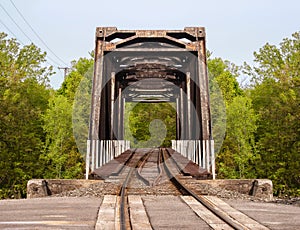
[164,148,190,176]
[162,148,250,230]
[136,149,153,186]
[135,149,164,187]
[111,148,137,176]
[152,148,163,186]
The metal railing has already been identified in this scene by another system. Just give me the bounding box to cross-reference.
[86,140,130,179]
[171,140,215,179]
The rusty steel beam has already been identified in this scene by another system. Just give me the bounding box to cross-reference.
[94,27,205,52]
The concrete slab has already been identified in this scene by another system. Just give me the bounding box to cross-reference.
[204,196,269,229]
[95,195,118,230]
[27,179,103,198]
[0,197,102,229]
[142,195,211,229]
[128,195,152,230]
[191,179,273,200]
[1,195,299,229]
[226,199,300,230]
[180,195,233,230]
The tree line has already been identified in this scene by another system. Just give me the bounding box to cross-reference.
[0,31,299,198]
[212,32,300,196]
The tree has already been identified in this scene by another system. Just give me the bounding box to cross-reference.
[42,56,93,179]
[245,32,300,195]
[72,57,93,156]
[208,55,257,179]
[42,94,84,179]
[208,56,242,105]
[125,102,176,148]
[57,56,93,101]
[217,96,258,178]
[0,33,52,198]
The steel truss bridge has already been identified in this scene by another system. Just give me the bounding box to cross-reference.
[87,27,215,179]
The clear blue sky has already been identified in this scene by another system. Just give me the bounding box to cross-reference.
[1,0,299,88]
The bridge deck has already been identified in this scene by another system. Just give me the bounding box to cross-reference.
[91,148,211,180]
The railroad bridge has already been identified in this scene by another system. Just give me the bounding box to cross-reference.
[87,27,215,179]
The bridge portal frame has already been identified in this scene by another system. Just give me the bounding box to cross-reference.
[87,27,214,179]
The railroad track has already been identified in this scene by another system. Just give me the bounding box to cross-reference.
[161,148,262,230]
[136,148,164,187]
[98,148,269,230]
[119,148,163,230]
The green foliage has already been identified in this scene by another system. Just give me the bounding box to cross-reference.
[245,32,300,196]
[209,31,300,196]
[252,80,300,195]
[245,32,300,84]
[41,56,93,179]
[217,96,258,178]
[125,102,176,148]
[0,33,52,198]
[57,57,93,101]
[208,56,258,179]
[72,59,93,156]
[41,94,84,179]
[0,33,91,198]
[0,33,52,84]
[208,57,243,105]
